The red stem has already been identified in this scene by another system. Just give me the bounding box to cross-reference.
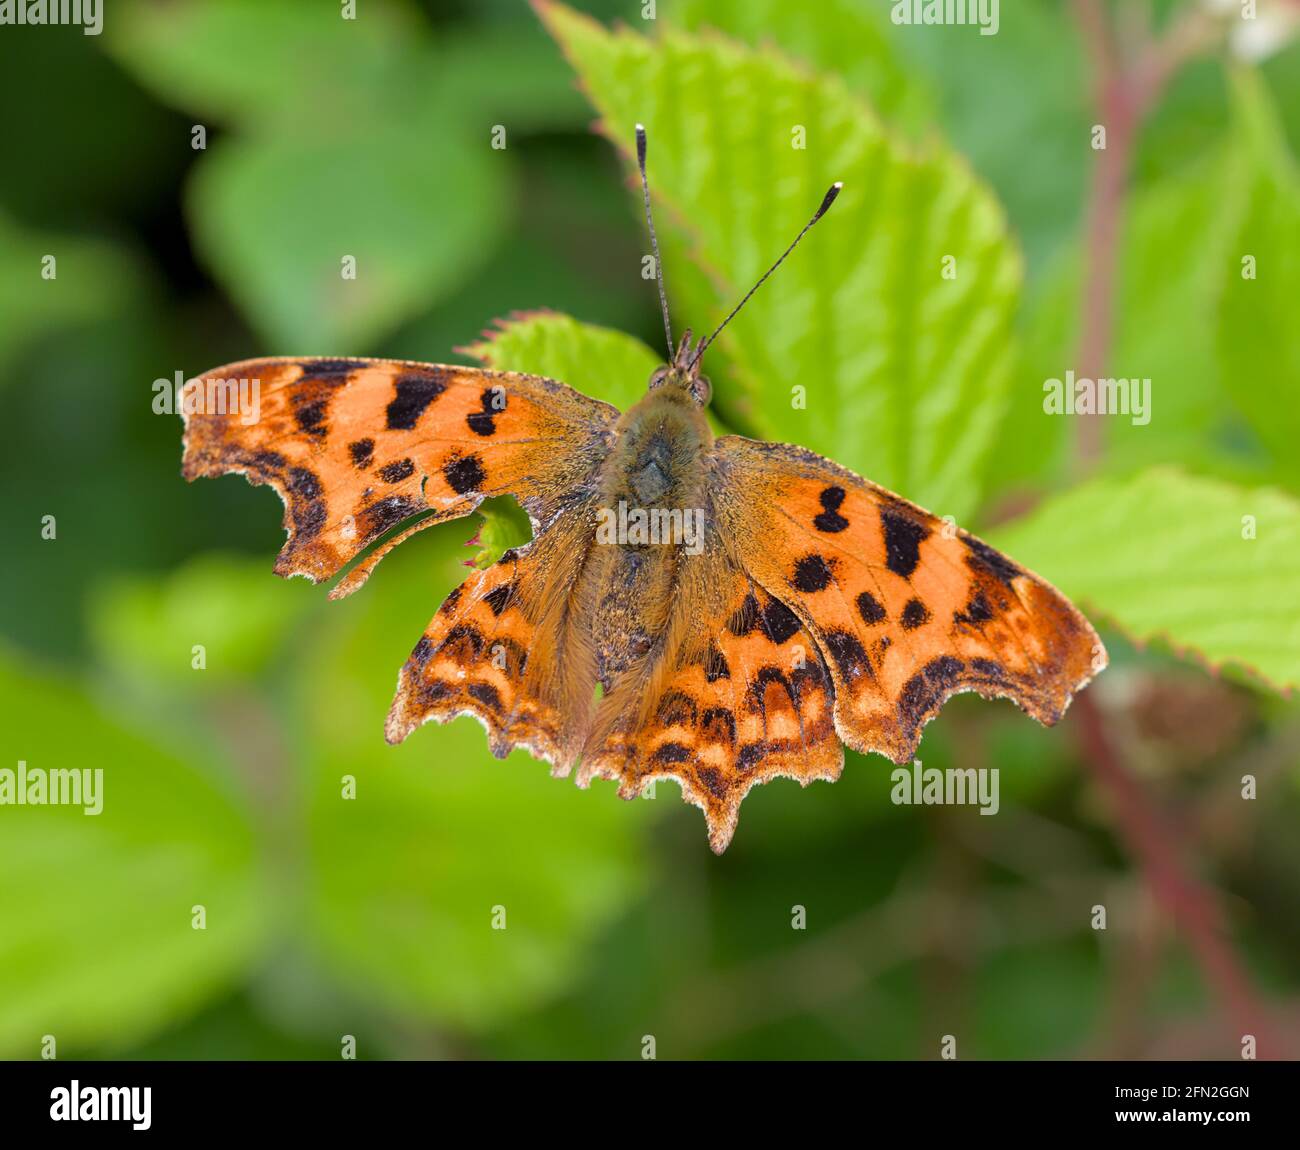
[1074,693,1283,1056]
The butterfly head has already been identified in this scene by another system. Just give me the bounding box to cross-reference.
[648,328,712,406]
[635,124,840,413]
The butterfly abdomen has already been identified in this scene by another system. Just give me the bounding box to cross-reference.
[579,387,714,687]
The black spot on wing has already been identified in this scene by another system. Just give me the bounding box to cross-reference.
[822,629,872,681]
[900,598,931,630]
[466,387,507,437]
[963,537,1023,587]
[378,458,416,484]
[286,466,322,501]
[483,583,514,617]
[348,438,374,469]
[813,485,849,532]
[856,591,888,625]
[294,399,328,436]
[302,359,365,380]
[898,656,966,735]
[443,453,486,495]
[468,682,502,712]
[358,494,421,542]
[696,765,727,798]
[410,635,434,670]
[954,589,995,626]
[791,554,835,593]
[970,658,1009,684]
[652,742,692,766]
[760,598,802,645]
[442,623,486,659]
[881,507,930,579]
[749,665,797,716]
[293,499,327,540]
[386,371,447,431]
[790,656,827,696]
[415,679,455,707]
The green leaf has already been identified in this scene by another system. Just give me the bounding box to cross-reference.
[109,0,510,351]
[297,529,650,1030]
[539,1,1021,522]
[469,497,534,570]
[0,211,140,374]
[885,0,1089,282]
[667,0,933,132]
[991,468,1300,691]
[1216,68,1300,488]
[107,0,420,126]
[89,554,316,690]
[433,25,593,133]
[189,117,508,351]
[463,309,661,410]
[0,650,264,1054]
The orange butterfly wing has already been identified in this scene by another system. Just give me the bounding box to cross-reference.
[710,437,1106,766]
[386,500,602,768]
[180,357,616,596]
[579,544,843,852]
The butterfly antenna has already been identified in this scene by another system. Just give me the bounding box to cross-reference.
[636,124,674,359]
[690,182,843,371]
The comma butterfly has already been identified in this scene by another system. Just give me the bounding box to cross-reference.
[181,128,1105,852]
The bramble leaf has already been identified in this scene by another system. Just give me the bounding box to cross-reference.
[0,652,264,1054]
[992,467,1300,691]
[539,1,1021,522]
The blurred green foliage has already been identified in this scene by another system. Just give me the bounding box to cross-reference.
[1,0,1298,1060]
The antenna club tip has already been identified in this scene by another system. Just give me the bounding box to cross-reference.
[813,181,843,221]
[635,124,647,165]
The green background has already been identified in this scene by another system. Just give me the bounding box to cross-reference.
[1,0,1298,1060]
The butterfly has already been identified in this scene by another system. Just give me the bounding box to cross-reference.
[180,127,1105,852]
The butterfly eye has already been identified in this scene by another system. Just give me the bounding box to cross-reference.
[692,374,712,405]
[648,366,670,390]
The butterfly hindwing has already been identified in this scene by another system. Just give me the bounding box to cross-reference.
[579,545,843,852]
[385,499,603,767]
[711,437,1106,766]
[180,357,617,594]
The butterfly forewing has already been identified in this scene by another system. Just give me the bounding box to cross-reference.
[180,356,616,593]
[710,437,1106,766]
